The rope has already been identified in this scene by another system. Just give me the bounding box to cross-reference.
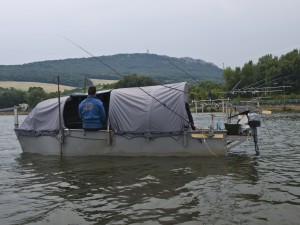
[261,116,278,148]
[203,137,218,157]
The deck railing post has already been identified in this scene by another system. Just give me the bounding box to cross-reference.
[14,106,19,129]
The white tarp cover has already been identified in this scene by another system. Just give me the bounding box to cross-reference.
[109,82,189,133]
[19,96,69,132]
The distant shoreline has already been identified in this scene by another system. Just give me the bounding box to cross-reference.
[260,105,300,112]
[190,105,300,113]
[0,112,29,115]
[1,105,300,116]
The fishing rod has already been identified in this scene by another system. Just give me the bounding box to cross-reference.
[254,74,292,89]
[168,60,202,85]
[61,36,190,95]
[168,60,219,85]
[240,73,280,90]
[227,74,293,97]
[246,86,288,90]
[161,84,189,94]
[230,80,241,92]
[60,36,124,78]
[167,60,226,103]
[241,73,293,91]
[61,36,198,129]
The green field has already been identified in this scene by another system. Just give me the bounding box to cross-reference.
[0,81,75,93]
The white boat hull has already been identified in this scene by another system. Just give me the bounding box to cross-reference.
[16,129,228,156]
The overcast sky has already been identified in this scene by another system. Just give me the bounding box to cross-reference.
[1,0,300,68]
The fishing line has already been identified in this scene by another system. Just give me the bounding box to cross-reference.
[261,116,278,149]
[241,74,278,90]
[168,60,218,85]
[229,73,293,96]
[60,35,124,78]
[61,36,226,156]
[241,73,293,90]
[168,60,202,85]
[161,84,188,94]
[167,58,229,147]
[60,35,199,130]
[254,74,293,89]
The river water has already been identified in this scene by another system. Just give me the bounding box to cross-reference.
[0,113,300,225]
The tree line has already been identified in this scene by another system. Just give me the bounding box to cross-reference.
[1,50,299,109]
[0,87,59,109]
[223,49,300,95]
[0,75,157,109]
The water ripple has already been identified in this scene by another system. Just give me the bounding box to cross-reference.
[0,113,300,224]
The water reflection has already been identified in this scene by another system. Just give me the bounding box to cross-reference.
[1,113,300,224]
[9,154,259,224]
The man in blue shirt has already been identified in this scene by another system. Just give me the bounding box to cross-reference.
[78,86,106,130]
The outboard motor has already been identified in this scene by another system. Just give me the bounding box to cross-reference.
[247,113,261,155]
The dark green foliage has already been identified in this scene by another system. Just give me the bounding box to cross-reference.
[112,74,157,88]
[0,54,223,87]
[27,87,48,108]
[2,50,298,110]
[223,49,300,94]
[0,88,26,108]
[0,87,63,109]
[189,80,226,100]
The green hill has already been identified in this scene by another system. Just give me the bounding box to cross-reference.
[0,53,223,87]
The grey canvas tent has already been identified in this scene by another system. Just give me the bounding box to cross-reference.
[19,96,69,134]
[108,82,189,134]
[18,82,190,135]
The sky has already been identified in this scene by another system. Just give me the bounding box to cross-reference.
[1,0,300,68]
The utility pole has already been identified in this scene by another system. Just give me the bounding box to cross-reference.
[55,76,63,158]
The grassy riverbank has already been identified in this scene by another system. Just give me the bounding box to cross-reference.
[0,111,28,115]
